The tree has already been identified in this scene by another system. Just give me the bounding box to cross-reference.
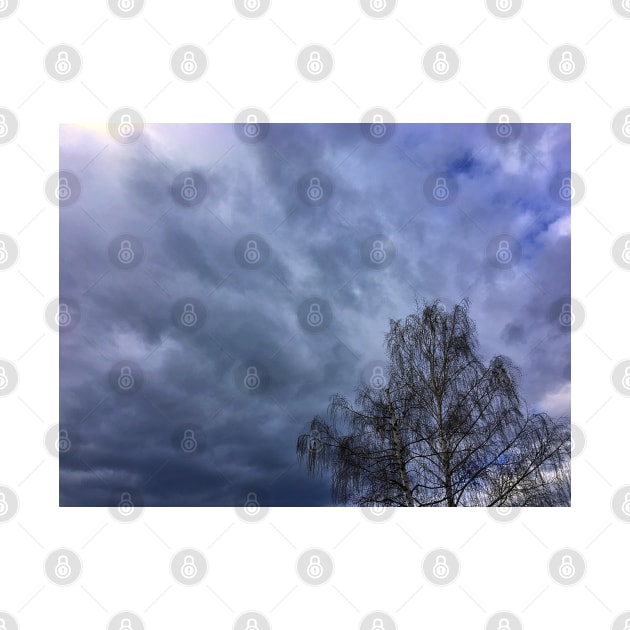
[296,299,570,507]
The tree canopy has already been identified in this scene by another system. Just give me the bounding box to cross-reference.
[296,299,570,507]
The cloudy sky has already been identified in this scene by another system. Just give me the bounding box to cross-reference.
[59,122,570,507]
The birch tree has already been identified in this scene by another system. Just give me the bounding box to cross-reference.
[296,299,570,507]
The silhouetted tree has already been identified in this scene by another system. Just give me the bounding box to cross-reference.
[297,299,570,507]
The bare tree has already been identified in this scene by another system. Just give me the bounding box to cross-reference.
[297,299,570,507]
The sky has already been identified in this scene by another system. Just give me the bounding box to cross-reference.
[59,122,570,507]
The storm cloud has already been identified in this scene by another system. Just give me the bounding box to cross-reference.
[59,122,570,506]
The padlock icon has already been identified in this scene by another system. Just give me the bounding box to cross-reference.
[306,554,323,579]
[118,114,135,138]
[0,366,8,390]
[306,177,323,201]
[621,492,630,516]
[0,492,8,516]
[622,114,630,138]
[117,240,135,264]
[56,176,72,201]
[558,51,575,75]
[244,366,261,390]
[495,240,512,264]
[432,554,449,579]
[369,239,386,264]
[54,554,72,579]
[244,113,260,138]
[0,114,8,138]
[432,177,449,201]
[370,366,386,389]
[558,554,575,579]
[244,492,260,515]
[54,50,72,75]
[244,240,261,264]
[621,240,630,264]
[119,618,134,630]
[307,303,323,327]
[180,176,198,201]
[370,114,386,138]
[0,241,8,264]
[118,491,134,515]
[57,302,72,327]
[496,113,512,138]
[180,303,198,327]
[497,618,511,630]
[558,177,574,202]
[622,367,630,390]
[307,51,323,75]
[496,0,512,11]
[370,0,386,11]
[432,51,449,75]
[245,619,260,630]
[118,365,135,390]
[181,51,198,75]
[118,0,135,11]
[181,555,198,579]
[181,429,197,453]
[57,429,71,453]
[558,303,574,328]
[371,618,385,630]
[244,0,261,11]
[309,429,321,451]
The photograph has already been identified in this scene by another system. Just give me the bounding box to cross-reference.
[4,1,629,627]
[59,121,571,507]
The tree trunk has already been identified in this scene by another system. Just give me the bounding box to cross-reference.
[437,395,455,506]
[386,389,415,506]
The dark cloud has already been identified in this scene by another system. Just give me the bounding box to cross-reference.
[501,322,526,345]
[60,123,570,506]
